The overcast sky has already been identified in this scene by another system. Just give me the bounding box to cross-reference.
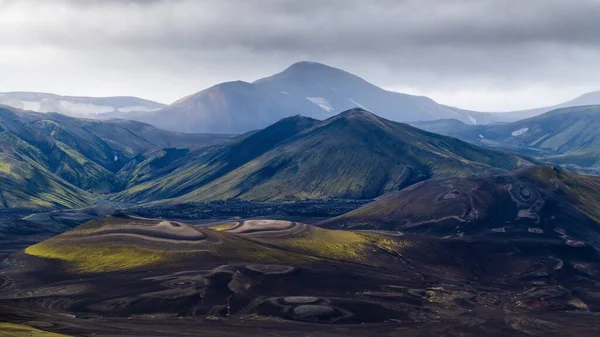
[1,0,599,111]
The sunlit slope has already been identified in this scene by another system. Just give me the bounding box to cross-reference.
[0,105,231,196]
[0,152,91,209]
[114,115,320,202]
[0,323,71,337]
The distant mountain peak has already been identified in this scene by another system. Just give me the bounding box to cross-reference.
[259,61,357,84]
[285,61,336,71]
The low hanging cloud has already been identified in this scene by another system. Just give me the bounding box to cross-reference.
[1,0,599,110]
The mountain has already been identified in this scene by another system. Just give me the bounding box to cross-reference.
[0,150,91,209]
[320,166,600,243]
[0,92,165,118]
[414,105,600,172]
[116,114,320,193]
[118,61,500,133]
[501,91,600,120]
[115,108,531,204]
[0,105,232,200]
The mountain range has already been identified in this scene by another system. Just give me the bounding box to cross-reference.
[413,105,600,173]
[4,63,600,135]
[114,108,530,204]
[0,104,530,209]
[104,62,600,133]
[0,92,165,118]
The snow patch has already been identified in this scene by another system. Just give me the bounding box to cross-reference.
[306,97,333,112]
[348,98,366,109]
[511,128,529,137]
[280,91,291,95]
[118,106,161,113]
[21,101,42,111]
[467,115,477,125]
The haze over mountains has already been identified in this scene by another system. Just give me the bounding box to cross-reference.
[4,62,600,135]
[116,62,503,133]
[499,91,600,121]
[0,92,165,119]
[102,62,600,133]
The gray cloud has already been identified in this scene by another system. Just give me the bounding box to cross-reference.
[1,0,599,110]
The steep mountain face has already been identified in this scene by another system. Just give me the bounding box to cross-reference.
[116,108,530,204]
[119,62,500,133]
[501,91,600,120]
[414,105,600,171]
[0,150,92,209]
[0,105,232,199]
[0,92,165,118]
[320,166,600,245]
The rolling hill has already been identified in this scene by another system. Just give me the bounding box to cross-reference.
[0,92,165,118]
[115,108,531,204]
[118,61,500,133]
[320,166,600,244]
[5,203,600,335]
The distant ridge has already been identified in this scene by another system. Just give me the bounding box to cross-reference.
[0,92,165,118]
[413,105,600,172]
[115,61,501,133]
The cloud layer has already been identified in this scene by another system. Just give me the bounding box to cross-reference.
[2,0,599,110]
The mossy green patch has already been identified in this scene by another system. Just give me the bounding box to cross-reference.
[368,235,413,253]
[25,241,173,273]
[208,222,237,231]
[0,323,71,337]
[281,227,370,260]
[56,142,88,166]
[0,161,15,177]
